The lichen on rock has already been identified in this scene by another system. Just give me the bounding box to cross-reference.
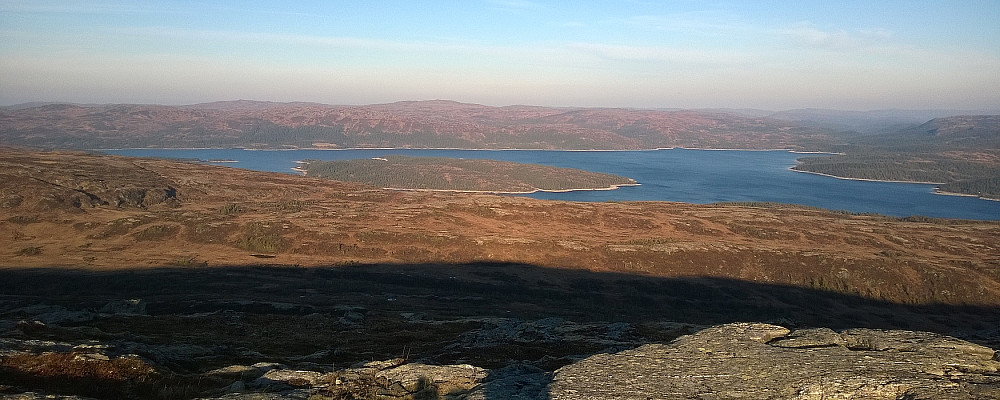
[549,322,1000,399]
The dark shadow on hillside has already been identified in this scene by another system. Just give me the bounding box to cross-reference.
[1,262,998,399]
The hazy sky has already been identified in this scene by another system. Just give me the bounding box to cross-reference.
[2,0,999,110]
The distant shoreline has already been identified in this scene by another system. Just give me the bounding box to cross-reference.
[789,167,1000,202]
[932,189,1000,202]
[97,146,820,153]
[294,157,640,193]
[788,167,945,185]
[381,182,641,195]
[97,148,992,201]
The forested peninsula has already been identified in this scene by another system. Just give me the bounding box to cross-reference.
[792,115,1000,200]
[301,155,637,193]
[792,152,1000,199]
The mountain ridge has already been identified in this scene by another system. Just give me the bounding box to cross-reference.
[8,99,987,151]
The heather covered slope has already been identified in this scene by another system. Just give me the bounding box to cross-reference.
[1,148,998,398]
[2,147,998,306]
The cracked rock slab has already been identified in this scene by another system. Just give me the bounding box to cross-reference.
[549,322,1000,399]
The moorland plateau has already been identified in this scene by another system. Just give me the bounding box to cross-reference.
[0,147,999,398]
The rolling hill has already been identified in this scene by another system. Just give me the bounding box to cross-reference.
[792,115,1000,199]
[0,100,838,150]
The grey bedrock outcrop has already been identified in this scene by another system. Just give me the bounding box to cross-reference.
[549,322,1000,399]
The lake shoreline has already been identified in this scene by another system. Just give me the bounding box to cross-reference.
[381,182,642,195]
[789,167,1000,202]
[99,148,1000,220]
[788,167,946,185]
[932,188,1000,202]
[294,158,641,194]
[96,146,822,153]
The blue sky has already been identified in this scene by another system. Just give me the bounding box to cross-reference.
[1,0,998,110]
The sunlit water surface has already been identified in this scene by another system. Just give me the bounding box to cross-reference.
[102,148,1000,220]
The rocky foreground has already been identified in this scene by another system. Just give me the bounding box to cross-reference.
[231,322,1000,399]
[551,323,1000,399]
[3,320,998,399]
[1,147,998,398]
[3,263,995,399]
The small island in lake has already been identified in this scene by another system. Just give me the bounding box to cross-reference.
[301,155,638,193]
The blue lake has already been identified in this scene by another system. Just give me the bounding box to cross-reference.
[102,148,1000,221]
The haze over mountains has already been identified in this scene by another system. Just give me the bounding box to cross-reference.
[2,100,995,151]
[3,1,999,397]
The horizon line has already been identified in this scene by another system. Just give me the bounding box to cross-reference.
[4,99,1000,114]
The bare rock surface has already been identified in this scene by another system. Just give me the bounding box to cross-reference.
[4,323,999,399]
[194,323,1000,399]
[372,362,487,397]
[200,391,312,400]
[252,369,324,390]
[549,322,1000,399]
[189,360,488,400]
[464,364,550,400]
[768,327,845,348]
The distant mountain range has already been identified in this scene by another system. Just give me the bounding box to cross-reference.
[765,108,1000,134]
[897,115,1000,142]
[789,114,1000,199]
[0,100,928,150]
[2,99,995,153]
